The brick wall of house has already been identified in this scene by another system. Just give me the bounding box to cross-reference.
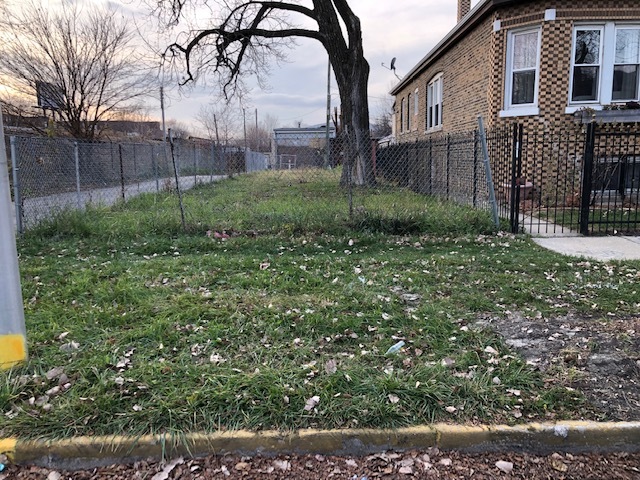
[394,0,640,141]
[393,15,494,142]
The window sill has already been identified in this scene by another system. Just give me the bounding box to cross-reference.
[425,126,443,134]
[499,107,539,117]
[565,105,602,114]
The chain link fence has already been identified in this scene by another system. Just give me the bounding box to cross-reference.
[14,121,635,237]
[6,135,256,232]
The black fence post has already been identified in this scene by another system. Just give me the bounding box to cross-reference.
[428,139,433,195]
[580,122,596,236]
[119,144,125,201]
[509,123,523,233]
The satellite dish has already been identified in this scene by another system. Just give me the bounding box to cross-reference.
[381,57,401,80]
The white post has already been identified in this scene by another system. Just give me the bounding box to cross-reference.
[0,108,28,369]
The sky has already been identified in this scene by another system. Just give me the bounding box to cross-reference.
[9,0,468,134]
[142,0,465,134]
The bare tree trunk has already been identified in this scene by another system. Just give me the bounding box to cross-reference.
[314,0,375,187]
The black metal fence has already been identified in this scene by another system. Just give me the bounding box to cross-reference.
[376,122,640,235]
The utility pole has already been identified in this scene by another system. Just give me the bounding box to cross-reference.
[160,85,169,180]
[243,108,247,152]
[0,108,27,369]
[160,86,167,141]
[255,108,259,152]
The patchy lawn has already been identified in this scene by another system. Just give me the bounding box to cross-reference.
[2,171,639,439]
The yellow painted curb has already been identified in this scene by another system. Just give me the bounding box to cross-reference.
[4,422,640,469]
[0,438,17,462]
[434,421,640,451]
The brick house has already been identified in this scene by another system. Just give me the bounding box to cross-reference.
[386,0,640,234]
[390,0,640,140]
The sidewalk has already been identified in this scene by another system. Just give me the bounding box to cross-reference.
[532,235,640,261]
[519,214,640,261]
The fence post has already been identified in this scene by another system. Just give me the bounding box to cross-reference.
[9,137,23,235]
[168,129,187,231]
[446,134,451,201]
[119,144,125,201]
[508,124,524,233]
[428,139,433,195]
[153,146,159,193]
[580,122,596,236]
[74,141,81,210]
[472,130,478,208]
[477,116,500,229]
[214,143,216,182]
[194,143,198,185]
[133,144,139,192]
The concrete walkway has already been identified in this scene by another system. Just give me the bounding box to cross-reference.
[515,213,640,261]
[532,235,640,261]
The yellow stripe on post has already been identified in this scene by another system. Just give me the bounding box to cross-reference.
[0,334,27,369]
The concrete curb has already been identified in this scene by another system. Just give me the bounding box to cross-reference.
[2,421,640,469]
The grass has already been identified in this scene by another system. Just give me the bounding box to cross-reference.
[2,169,639,440]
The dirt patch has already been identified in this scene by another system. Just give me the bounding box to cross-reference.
[476,312,640,421]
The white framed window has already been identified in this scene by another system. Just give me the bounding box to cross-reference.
[570,26,603,103]
[426,73,443,131]
[501,27,541,117]
[568,23,640,110]
[414,88,419,117]
[612,27,640,101]
[406,93,412,131]
[400,97,406,133]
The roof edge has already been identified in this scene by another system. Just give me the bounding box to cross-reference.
[389,0,516,95]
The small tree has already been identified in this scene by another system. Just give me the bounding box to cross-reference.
[370,92,394,139]
[196,103,243,146]
[166,119,192,139]
[157,0,375,186]
[0,0,153,139]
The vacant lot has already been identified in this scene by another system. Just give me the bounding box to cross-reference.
[2,169,639,440]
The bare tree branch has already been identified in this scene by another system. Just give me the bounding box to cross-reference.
[0,0,155,139]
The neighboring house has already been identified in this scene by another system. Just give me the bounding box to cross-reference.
[391,0,640,138]
[271,125,337,169]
